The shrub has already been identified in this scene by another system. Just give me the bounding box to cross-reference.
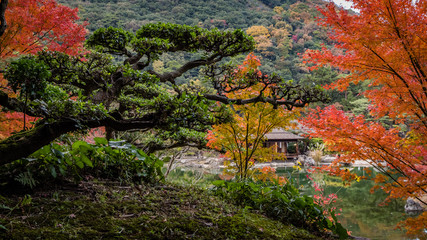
[0,138,164,188]
[211,180,348,239]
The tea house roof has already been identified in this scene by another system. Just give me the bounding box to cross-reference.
[265,128,305,141]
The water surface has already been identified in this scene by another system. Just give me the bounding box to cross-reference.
[168,166,418,240]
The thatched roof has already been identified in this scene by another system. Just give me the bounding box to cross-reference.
[265,128,305,141]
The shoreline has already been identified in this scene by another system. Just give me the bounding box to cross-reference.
[174,155,375,171]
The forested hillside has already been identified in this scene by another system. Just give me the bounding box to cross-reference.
[60,0,314,31]
[56,1,368,118]
[57,3,310,79]
[58,0,366,110]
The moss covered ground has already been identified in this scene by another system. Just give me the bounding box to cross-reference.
[0,180,325,239]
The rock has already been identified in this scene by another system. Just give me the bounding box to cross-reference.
[298,155,315,166]
[322,155,336,163]
[405,197,424,214]
[350,236,370,240]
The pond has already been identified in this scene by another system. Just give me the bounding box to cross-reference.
[167,166,418,240]
[276,167,409,240]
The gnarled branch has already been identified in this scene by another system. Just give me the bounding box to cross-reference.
[0,116,158,166]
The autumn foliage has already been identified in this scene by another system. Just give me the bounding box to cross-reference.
[302,0,426,235]
[207,53,301,179]
[1,0,87,59]
[0,0,87,139]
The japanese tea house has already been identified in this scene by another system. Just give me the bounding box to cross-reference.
[264,129,306,159]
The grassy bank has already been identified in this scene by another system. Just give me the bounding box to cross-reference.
[0,180,324,239]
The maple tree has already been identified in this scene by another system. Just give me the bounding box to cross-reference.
[207,53,309,179]
[0,0,86,60]
[0,0,87,139]
[302,0,427,236]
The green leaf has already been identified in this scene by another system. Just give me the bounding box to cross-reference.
[74,157,84,169]
[212,180,225,186]
[49,165,57,178]
[65,158,73,166]
[72,141,89,150]
[335,222,349,239]
[59,166,67,176]
[52,148,64,158]
[331,210,338,222]
[325,218,333,228]
[94,137,108,145]
[78,144,92,154]
[38,145,51,155]
[80,155,93,167]
[0,204,12,211]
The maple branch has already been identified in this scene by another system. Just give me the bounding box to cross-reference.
[367,160,427,206]
[19,26,57,55]
[343,142,427,205]
[0,0,7,37]
[386,2,427,106]
[244,114,250,178]
[348,133,424,178]
[230,123,244,178]
[346,134,427,201]
[363,44,427,120]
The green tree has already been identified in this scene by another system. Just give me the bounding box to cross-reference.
[0,22,327,165]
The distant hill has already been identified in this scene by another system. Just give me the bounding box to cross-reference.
[59,0,286,32]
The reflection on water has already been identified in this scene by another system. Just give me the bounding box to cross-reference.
[168,166,418,240]
[276,167,409,240]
